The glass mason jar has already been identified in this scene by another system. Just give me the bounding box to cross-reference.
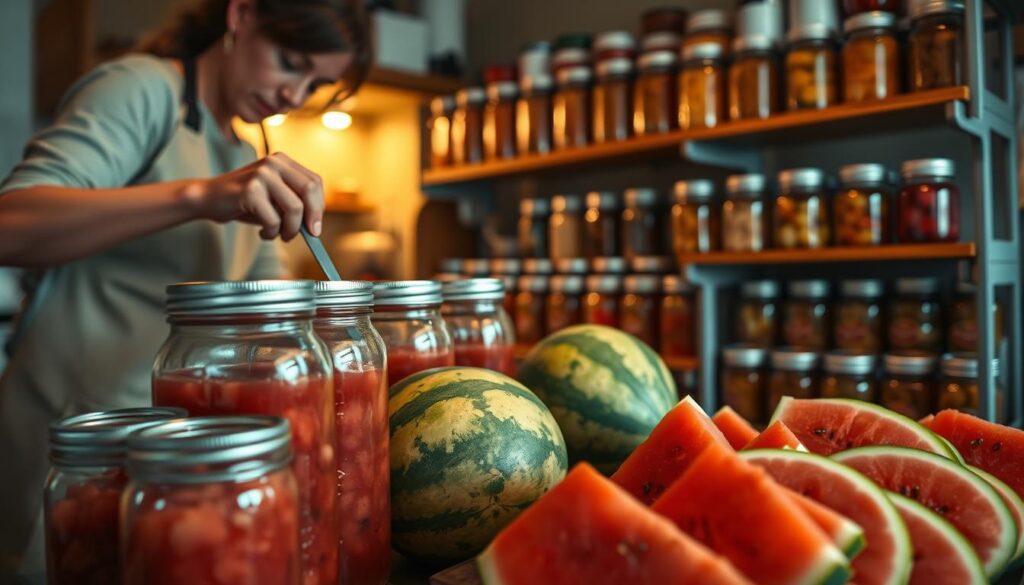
[122,416,301,585]
[591,256,628,275]
[583,190,621,258]
[518,197,551,258]
[517,75,554,155]
[428,95,455,169]
[723,173,768,252]
[515,274,548,344]
[769,348,821,410]
[622,187,663,260]
[553,34,592,72]
[371,281,455,384]
[555,257,589,275]
[634,50,679,135]
[594,30,637,63]
[483,77,518,161]
[672,178,719,255]
[45,407,185,585]
[312,282,390,585]
[939,353,1003,420]
[583,274,621,327]
[784,279,832,351]
[728,36,778,121]
[490,258,521,320]
[888,277,943,351]
[835,163,891,246]
[660,275,697,358]
[898,158,960,243]
[620,274,661,348]
[835,279,885,353]
[882,351,938,419]
[684,9,734,55]
[721,344,768,425]
[629,255,674,275]
[151,281,336,585]
[842,11,900,103]
[549,195,583,260]
[441,278,516,377]
[821,351,878,401]
[593,58,635,143]
[546,274,584,333]
[553,66,593,150]
[678,42,726,130]
[949,281,1003,352]
[785,29,839,111]
[451,87,485,165]
[774,167,830,249]
[462,258,491,278]
[738,279,780,347]
[908,0,964,91]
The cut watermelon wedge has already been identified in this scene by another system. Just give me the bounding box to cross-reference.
[786,487,865,559]
[477,463,752,585]
[833,446,1017,577]
[611,396,730,505]
[888,493,986,585]
[925,409,1024,502]
[744,420,807,451]
[967,465,1024,566]
[771,397,957,458]
[741,449,911,585]
[712,406,759,450]
[654,443,849,585]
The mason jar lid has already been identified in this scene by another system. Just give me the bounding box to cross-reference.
[733,35,775,54]
[554,45,591,66]
[687,9,733,33]
[674,179,715,203]
[486,80,520,101]
[439,258,465,273]
[742,279,780,299]
[788,23,834,43]
[641,31,683,54]
[630,256,674,274]
[489,258,522,275]
[520,197,551,216]
[840,279,884,298]
[682,42,725,62]
[555,258,589,274]
[941,352,999,379]
[126,416,292,484]
[778,167,827,192]
[624,187,660,207]
[50,407,188,468]
[722,344,768,368]
[517,274,548,293]
[462,258,492,276]
[624,274,661,294]
[909,0,965,19]
[663,275,695,294]
[901,158,955,180]
[789,279,830,299]
[638,50,678,71]
[586,274,622,293]
[594,30,637,52]
[844,11,897,34]
[456,86,486,106]
[896,277,939,295]
[166,280,316,317]
[430,95,456,115]
[372,280,443,306]
[521,74,555,94]
[549,274,584,294]
[556,66,594,86]
[771,347,820,371]
[824,350,877,375]
[586,190,620,210]
[552,195,582,213]
[592,256,628,274]
[726,173,766,196]
[884,350,938,376]
[442,278,506,302]
[596,58,635,77]
[955,281,976,295]
[313,281,374,308]
[839,163,888,186]
[523,258,554,274]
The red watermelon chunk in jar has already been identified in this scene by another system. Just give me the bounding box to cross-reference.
[45,468,126,584]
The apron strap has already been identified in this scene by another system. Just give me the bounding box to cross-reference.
[182,56,201,132]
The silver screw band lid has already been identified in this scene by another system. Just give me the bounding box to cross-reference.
[50,407,188,467]
[372,280,443,306]
[313,281,373,308]
[166,280,316,317]
[442,278,506,302]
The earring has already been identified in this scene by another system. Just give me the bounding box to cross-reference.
[224,29,236,55]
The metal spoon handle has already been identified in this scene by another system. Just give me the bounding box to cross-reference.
[299,225,341,281]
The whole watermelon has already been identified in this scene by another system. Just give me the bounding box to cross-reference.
[389,366,568,565]
[517,324,677,473]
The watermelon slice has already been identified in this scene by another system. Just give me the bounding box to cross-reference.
[611,396,730,505]
[771,397,957,458]
[712,406,759,450]
[477,463,752,585]
[653,443,849,585]
[833,446,1017,577]
[744,420,807,451]
[785,487,865,559]
[966,466,1024,566]
[888,493,986,585]
[741,449,912,585]
[925,409,1024,501]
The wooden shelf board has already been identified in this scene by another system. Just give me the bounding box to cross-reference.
[365,67,463,96]
[514,343,699,372]
[678,243,976,266]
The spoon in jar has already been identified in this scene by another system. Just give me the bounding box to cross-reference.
[299,225,341,281]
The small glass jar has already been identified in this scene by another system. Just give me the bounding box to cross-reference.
[908,0,964,91]
[122,417,302,585]
[660,275,697,358]
[835,163,891,246]
[583,274,621,327]
[553,66,593,150]
[518,40,552,84]
[517,75,554,155]
[546,274,584,333]
[728,36,779,121]
[785,27,839,111]
[483,72,519,161]
[428,95,455,168]
[583,190,621,258]
[515,274,548,344]
[442,278,517,377]
[835,279,885,353]
[554,257,588,275]
[678,42,727,130]
[888,277,943,351]
[843,0,902,14]
[949,282,1004,352]
[684,9,734,55]
[553,34,592,72]
[672,179,719,255]
[723,173,769,252]
[594,30,637,62]
[490,258,521,320]
[882,351,938,419]
[634,50,679,135]
[821,351,878,401]
[774,167,830,249]
[721,344,769,424]
[738,279,780,347]
[45,407,185,585]
[898,158,960,243]
[549,195,583,260]
[462,258,492,277]
[372,281,455,383]
[629,255,674,275]
[939,353,1002,419]
[622,188,663,260]
[593,58,635,143]
[451,87,485,165]
[784,279,831,351]
[519,197,551,258]
[591,256,628,275]
[769,348,821,410]
[621,274,661,348]
[843,11,900,103]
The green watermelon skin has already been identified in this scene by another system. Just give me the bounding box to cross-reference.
[389,367,569,565]
[517,325,677,472]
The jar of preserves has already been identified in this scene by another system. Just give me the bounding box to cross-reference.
[591,256,628,275]
[428,95,455,168]
[151,281,336,585]
[728,36,779,121]
[784,279,831,351]
[721,344,768,424]
[515,274,548,344]
[660,275,696,358]
[621,274,661,348]
[738,279,780,346]
[583,274,621,327]
[547,274,584,333]
[549,195,583,260]
[774,167,830,249]
[684,9,734,55]
[555,257,588,275]
[769,348,820,409]
[45,407,185,585]
[519,197,551,257]
[843,0,902,14]
[835,163,891,246]
[517,75,554,155]
[629,255,673,275]
[939,353,1002,419]
[835,279,885,352]
[843,11,900,102]
[888,277,943,351]
[490,258,521,319]
[594,30,637,62]
[634,50,678,135]
[462,258,492,277]
[442,278,517,376]
[882,351,937,419]
[451,87,485,165]
[678,42,726,130]
[553,66,593,150]
[723,173,768,252]
[908,0,964,91]
[821,351,878,401]
[553,34,592,72]
[622,187,663,260]
[898,158,960,243]
[523,258,554,275]
[785,25,839,111]
[593,58,635,143]
[583,190,621,258]
[672,178,719,255]
[518,41,552,84]
[949,281,1003,352]
[483,67,518,161]
[122,416,301,585]
[372,281,455,383]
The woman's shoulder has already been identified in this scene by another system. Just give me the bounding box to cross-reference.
[59,53,181,116]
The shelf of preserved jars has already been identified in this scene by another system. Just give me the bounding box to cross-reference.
[677,242,976,266]
[512,342,699,372]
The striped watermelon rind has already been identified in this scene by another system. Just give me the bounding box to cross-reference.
[888,493,987,585]
[389,367,569,565]
[517,325,677,471]
[969,466,1024,566]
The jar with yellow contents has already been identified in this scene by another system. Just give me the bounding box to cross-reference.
[728,35,778,121]
[822,351,878,401]
[769,348,820,411]
[835,163,891,246]
[834,279,884,353]
[678,42,726,130]
[785,24,838,111]
[908,0,965,91]
[720,344,768,425]
[783,279,831,351]
[737,280,780,347]
[881,351,937,420]
[939,353,1003,421]
[842,11,901,103]
[774,168,830,249]
[671,178,719,256]
[634,51,678,135]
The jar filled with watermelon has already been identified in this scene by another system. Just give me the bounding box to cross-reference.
[881,350,938,419]
[442,278,516,376]
[783,279,832,351]
[372,280,455,385]
[768,347,821,410]
[45,407,185,585]
[898,158,960,242]
[151,280,337,585]
[620,274,661,348]
[546,274,583,333]
[821,350,878,401]
[583,274,621,327]
[888,277,943,351]
[122,416,301,585]
[720,344,768,424]
[939,353,1003,420]
[312,282,390,585]
[660,275,696,359]
[515,274,548,344]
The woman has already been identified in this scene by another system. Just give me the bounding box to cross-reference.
[0,0,369,577]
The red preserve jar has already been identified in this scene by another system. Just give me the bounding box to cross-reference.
[660,275,696,358]
[44,407,185,585]
[515,274,548,344]
[151,280,337,585]
[442,278,517,376]
[372,281,455,384]
[583,274,621,327]
[122,416,301,585]
[489,258,522,320]
[312,282,390,585]
[620,274,661,347]
[898,158,960,243]
[546,274,584,333]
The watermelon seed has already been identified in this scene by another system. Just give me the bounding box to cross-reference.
[899,485,921,500]
[642,482,652,496]
[970,437,984,449]
[992,441,1002,452]
[813,428,828,436]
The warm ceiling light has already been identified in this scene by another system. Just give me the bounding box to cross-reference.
[264,113,286,127]
[321,111,352,130]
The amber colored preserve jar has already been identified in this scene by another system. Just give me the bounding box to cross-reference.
[728,35,778,121]
[634,50,678,135]
[593,57,635,143]
[785,25,838,111]
[620,274,661,348]
[546,274,584,333]
[515,274,548,344]
[842,11,900,102]
[583,274,621,327]
[672,178,719,255]
[451,87,485,165]
[660,275,696,359]
[678,42,726,130]
[721,344,768,425]
[553,66,593,150]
